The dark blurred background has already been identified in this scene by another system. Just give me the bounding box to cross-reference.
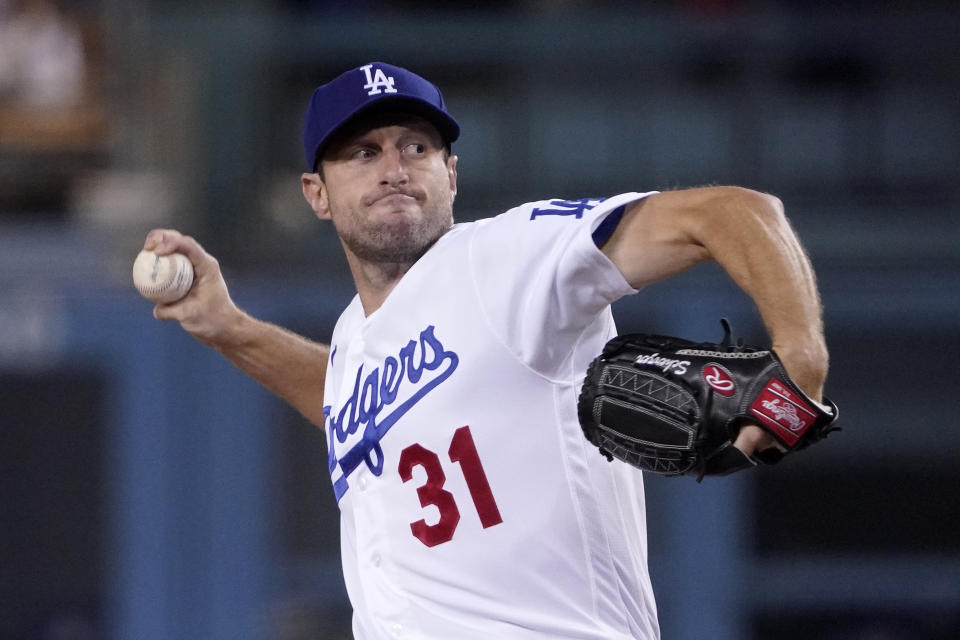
[1,1,958,639]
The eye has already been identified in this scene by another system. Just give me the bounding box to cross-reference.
[403,143,426,155]
[351,148,376,160]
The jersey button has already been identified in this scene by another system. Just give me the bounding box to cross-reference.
[391,622,403,637]
[371,553,381,567]
[358,473,368,491]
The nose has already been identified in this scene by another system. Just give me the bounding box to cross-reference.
[379,148,409,186]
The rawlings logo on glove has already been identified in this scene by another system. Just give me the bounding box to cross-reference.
[577,320,839,480]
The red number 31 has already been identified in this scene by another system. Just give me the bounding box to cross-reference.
[398,426,503,547]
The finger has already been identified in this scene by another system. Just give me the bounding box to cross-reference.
[160,234,209,270]
[144,228,179,252]
[145,228,200,259]
[153,302,181,321]
[144,230,215,279]
[153,290,198,317]
[733,424,781,456]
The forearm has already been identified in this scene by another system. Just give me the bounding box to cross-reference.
[605,188,828,457]
[693,188,828,398]
[209,311,330,427]
[143,228,330,428]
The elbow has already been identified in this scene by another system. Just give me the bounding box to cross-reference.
[717,186,785,223]
[758,191,786,224]
[704,187,791,242]
[747,189,786,229]
[688,186,788,244]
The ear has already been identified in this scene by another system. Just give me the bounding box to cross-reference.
[447,155,459,204]
[301,173,330,220]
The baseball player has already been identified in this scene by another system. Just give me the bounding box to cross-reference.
[144,62,829,639]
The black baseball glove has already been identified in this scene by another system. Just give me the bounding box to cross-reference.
[577,320,839,480]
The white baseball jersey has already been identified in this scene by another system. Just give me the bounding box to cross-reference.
[323,192,660,639]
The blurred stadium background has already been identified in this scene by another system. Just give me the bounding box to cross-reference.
[1,1,958,639]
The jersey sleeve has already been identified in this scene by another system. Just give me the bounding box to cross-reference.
[467,191,655,379]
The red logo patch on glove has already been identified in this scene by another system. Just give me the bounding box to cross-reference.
[702,363,736,397]
[749,378,818,446]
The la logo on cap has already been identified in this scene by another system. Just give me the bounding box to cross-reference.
[360,64,397,96]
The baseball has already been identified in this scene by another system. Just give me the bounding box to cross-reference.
[132,250,194,303]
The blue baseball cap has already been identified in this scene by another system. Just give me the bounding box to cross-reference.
[303,62,460,171]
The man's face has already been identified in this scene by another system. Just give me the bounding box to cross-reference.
[306,114,458,265]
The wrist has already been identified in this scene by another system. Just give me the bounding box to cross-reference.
[771,338,829,402]
[199,307,255,351]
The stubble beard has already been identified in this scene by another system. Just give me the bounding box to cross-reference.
[332,197,454,266]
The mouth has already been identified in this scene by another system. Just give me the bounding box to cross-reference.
[374,193,418,208]
[366,189,422,208]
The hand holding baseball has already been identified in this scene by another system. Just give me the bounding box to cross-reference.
[133,250,194,303]
[140,229,246,347]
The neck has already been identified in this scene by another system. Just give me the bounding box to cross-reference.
[340,224,452,316]
[344,251,416,316]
